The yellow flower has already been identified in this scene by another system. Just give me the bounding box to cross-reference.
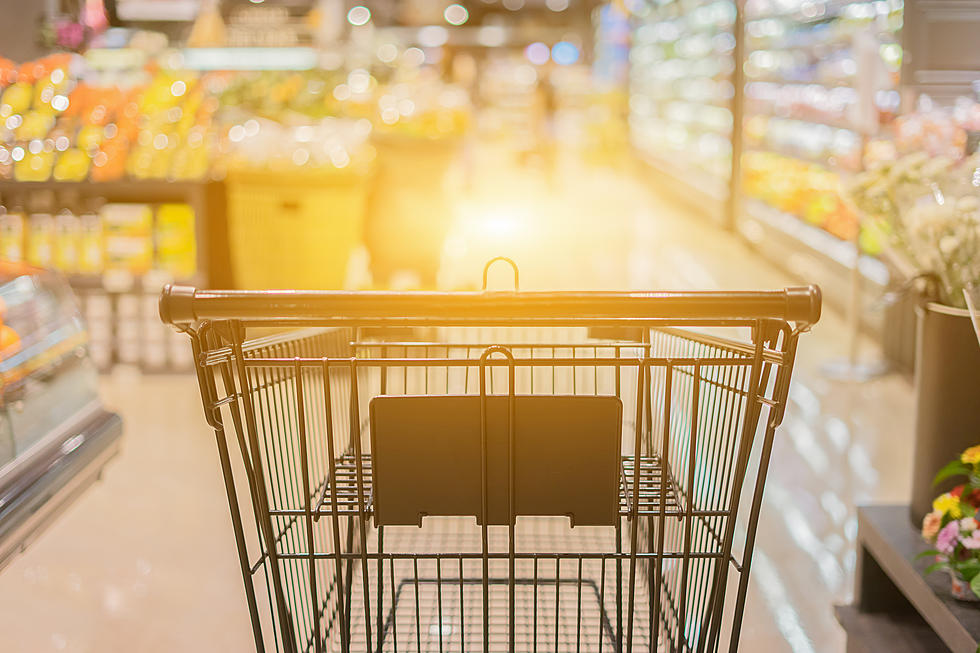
[962,445,980,465]
[934,492,963,518]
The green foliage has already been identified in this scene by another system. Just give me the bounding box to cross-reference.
[934,460,971,486]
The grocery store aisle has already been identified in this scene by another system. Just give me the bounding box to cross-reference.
[0,150,914,652]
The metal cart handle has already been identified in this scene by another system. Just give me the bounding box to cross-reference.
[160,284,821,326]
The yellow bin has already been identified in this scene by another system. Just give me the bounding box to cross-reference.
[225,165,371,289]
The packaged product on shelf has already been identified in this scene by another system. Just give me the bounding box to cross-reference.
[0,200,25,261]
[25,193,55,268]
[78,202,104,275]
[78,291,113,370]
[53,199,81,273]
[101,203,153,276]
[154,203,196,280]
[140,293,168,370]
[115,292,141,365]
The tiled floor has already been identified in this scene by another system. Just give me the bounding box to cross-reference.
[0,150,915,652]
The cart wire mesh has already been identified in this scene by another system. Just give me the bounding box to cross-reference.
[162,277,819,653]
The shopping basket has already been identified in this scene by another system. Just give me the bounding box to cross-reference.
[160,259,821,653]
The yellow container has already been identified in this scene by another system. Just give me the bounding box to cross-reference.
[225,166,370,289]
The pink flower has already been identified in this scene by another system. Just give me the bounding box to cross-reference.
[962,530,980,550]
[937,521,960,554]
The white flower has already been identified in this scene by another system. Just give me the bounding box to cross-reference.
[940,235,960,256]
[957,195,980,214]
[921,156,954,180]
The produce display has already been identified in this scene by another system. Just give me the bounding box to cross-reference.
[741,150,881,252]
[889,97,980,159]
[0,45,474,183]
[0,54,214,183]
[217,69,347,120]
[740,0,902,246]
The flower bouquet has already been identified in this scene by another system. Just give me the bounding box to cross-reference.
[849,151,980,308]
[920,445,980,600]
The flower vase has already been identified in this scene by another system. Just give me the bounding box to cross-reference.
[909,302,980,527]
[950,571,980,602]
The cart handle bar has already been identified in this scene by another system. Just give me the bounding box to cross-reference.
[160,284,821,327]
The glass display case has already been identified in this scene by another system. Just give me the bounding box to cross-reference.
[0,262,122,569]
[737,0,902,277]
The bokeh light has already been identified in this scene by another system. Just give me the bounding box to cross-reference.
[444,4,469,25]
[347,6,371,26]
[551,41,580,65]
[525,42,551,66]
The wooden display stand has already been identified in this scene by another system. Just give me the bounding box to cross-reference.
[837,505,980,652]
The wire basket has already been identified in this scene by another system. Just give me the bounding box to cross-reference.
[161,261,820,652]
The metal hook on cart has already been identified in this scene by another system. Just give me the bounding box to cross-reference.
[482,256,520,291]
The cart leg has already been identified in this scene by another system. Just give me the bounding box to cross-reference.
[344,514,355,649]
[376,526,385,653]
[648,514,655,649]
[616,518,623,652]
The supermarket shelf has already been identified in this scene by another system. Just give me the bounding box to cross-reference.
[0,179,212,201]
[741,199,887,285]
[746,107,859,133]
[746,0,885,22]
[744,145,861,172]
[748,73,855,87]
[747,35,852,54]
[0,179,231,288]
[67,272,196,293]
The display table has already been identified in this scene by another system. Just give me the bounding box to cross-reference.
[836,505,980,652]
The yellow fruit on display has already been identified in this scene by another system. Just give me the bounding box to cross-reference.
[53,148,91,181]
[0,81,33,115]
[32,68,70,107]
[13,150,55,181]
[15,110,54,140]
[77,124,104,151]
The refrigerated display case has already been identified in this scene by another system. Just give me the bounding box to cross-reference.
[736,0,903,288]
[0,262,122,569]
[628,0,737,215]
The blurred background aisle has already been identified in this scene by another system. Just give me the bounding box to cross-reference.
[0,0,977,651]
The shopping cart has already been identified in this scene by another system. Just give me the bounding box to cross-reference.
[160,260,820,653]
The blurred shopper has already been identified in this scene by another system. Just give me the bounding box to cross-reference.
[532,67,558,187]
